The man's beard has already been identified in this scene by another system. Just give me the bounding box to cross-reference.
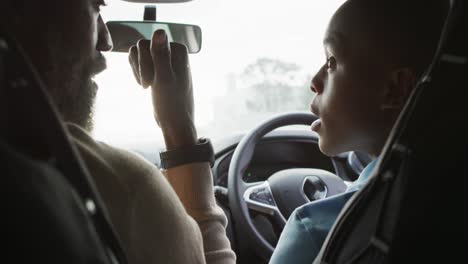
[47,52,107,132]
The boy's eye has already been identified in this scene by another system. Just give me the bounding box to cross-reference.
[326,56,337,70]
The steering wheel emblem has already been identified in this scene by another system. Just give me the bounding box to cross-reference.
[302,176,328,202]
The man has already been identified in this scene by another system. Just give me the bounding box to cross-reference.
[129,0,447,263]
[0,0,235,263]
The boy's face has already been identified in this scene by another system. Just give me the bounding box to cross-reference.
[310,1,394,157]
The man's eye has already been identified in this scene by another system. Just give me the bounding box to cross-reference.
[326,56,337,70]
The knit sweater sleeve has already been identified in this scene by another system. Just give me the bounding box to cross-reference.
[163,163,237,264]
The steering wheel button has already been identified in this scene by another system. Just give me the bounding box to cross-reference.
[254,192,266,199]
[250,191,272,204]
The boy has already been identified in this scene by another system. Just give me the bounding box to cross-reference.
[270,0,447,262]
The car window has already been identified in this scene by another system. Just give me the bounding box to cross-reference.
[94,0,344,148]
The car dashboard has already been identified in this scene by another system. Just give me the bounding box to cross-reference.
[132,129,367,188]
[211,130,364,187]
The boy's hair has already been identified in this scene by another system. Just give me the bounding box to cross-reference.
[346,0,449,78]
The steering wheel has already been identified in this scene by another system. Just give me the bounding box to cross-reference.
[227,112,347,259]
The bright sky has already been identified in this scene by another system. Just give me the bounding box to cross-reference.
[93,0,344,148]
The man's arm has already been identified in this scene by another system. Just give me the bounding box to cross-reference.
[128,29,236,264]
[163,163,236,264]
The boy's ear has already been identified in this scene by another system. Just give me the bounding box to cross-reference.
[382,68,417,110]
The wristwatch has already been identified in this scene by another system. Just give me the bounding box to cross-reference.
[159,138,215,169]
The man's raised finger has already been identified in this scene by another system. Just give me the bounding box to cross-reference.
[150,29,174,85]
[128,45,141,85]
[170,42,190,83]
[137,39,154,88]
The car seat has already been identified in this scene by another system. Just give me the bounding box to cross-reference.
[0,29,127,264]
[313,0,468,263]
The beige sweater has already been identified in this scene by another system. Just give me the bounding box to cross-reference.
[67,124,236,264]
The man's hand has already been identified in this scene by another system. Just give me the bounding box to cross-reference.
[128,29,197,150]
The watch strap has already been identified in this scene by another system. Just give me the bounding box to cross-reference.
[159,138,215,169]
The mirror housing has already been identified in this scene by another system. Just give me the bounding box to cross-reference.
[106,21,202,53]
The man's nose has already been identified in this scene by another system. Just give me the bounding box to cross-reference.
[97,15,113,52]
[310,65,325,94]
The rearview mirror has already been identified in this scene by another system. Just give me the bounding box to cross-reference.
[106,21,202,53]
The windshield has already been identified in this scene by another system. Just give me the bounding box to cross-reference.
[94,0,344,148]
